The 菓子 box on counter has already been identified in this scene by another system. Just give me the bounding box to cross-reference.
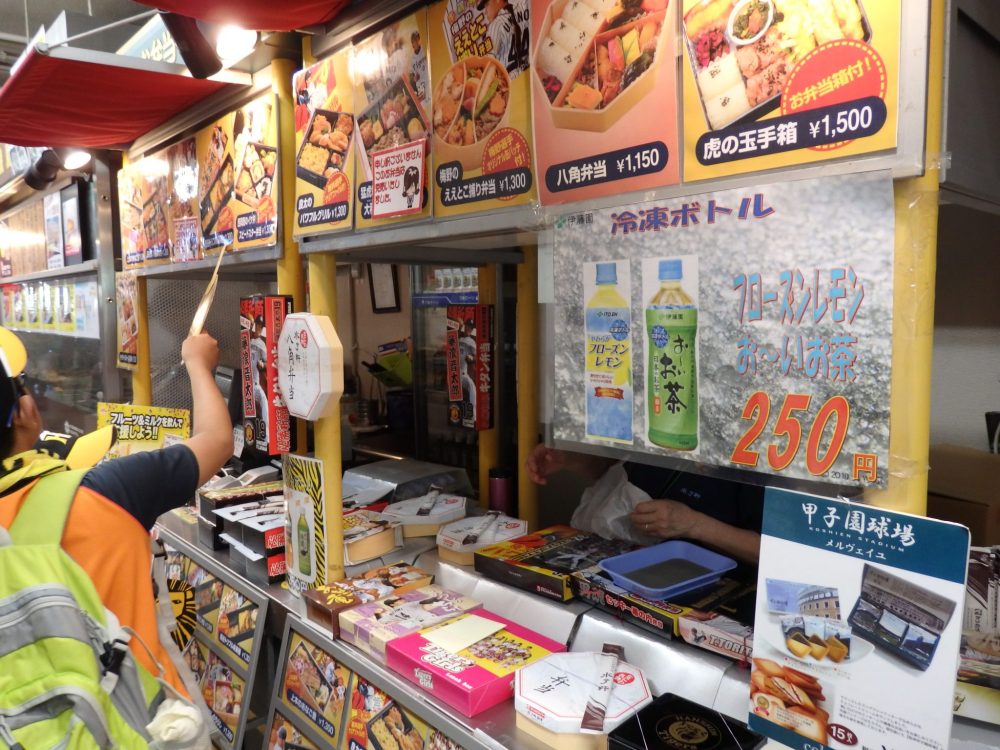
[343,509,403,565]
[380,491,467,537]
[515,651,653,750]
[339,585,482,663]
[386,610,565,717]
[474,525,634,601]
[571,563,756,649]
[437,512,528,566]
[303,563,434,636]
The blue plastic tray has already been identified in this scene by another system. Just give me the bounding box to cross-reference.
[598,540,737,601]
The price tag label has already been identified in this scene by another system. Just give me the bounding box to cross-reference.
[233,425,244,457]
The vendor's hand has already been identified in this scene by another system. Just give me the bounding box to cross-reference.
[182,333,220,372]
[525,444,568,485]
[630,500,702,540]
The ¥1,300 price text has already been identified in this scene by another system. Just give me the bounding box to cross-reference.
[731,392,871,480]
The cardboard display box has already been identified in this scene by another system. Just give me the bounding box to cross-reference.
[240,294,293,456]
[928,444,1000,546]
[474,526,635,602]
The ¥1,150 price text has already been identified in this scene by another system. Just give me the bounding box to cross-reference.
[730,392,874,482]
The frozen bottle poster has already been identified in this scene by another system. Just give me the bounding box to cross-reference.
[583,260,633,444]
[642,256,699,453]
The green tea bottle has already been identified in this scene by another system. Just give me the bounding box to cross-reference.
[297,510,312,577]
[646,259,698,450]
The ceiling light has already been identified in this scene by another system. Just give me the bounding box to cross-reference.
[159,11,222,79]
[215,25,258,63]
[60,149,91,171]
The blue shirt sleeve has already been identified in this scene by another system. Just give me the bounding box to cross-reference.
[81,444,201,530]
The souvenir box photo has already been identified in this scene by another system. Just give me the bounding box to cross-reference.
[572,563,756,654]
[474,525,635,602]
[240,294,293,456]
[386,610,565,717]
[303,563,434,636]
[339,585,482,663]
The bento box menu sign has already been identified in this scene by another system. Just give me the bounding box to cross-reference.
[681,0,901,181]
[430,0,537,217]
[751,488,969,750]
[552,172,895,488]
[293,48,356,236]
[530,0,680,205]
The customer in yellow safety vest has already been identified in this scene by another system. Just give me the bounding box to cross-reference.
[0,328,234,696]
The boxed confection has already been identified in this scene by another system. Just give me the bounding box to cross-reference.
[571,564,756,645]
[474,526,635,602]
[240,294,293,456]
[677,612,754,662]
[212,499,285,542]
[609,693,766,750]
[196,481,284,548]
[225,535,286,587]
[343,509,403,565]
[380,491,467,537]
[437,512,528,566]
[302,563,434,636]
[387,610,565,717]
[515,651,652,750]
[339,585,482,663]
[239,513,286,557]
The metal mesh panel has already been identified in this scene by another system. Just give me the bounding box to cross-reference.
[147,277,277,412]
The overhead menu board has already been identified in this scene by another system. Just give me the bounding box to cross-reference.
[429,0,537,217]
[353,8,434,227]
[681,0,901,181]
[552,172,895,488]
[197,95,279,253]
[161,541,269,750]
[293,46,357,237]
[530,0,680,205]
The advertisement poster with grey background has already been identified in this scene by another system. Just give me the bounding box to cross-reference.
[553,172,894,488]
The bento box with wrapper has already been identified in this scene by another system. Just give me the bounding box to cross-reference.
[437,512,528,566]
[380,491,467,538]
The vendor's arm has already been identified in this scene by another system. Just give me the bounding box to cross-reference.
[629,499,761,565]
[182,332,235,486]
[525,443,614,485]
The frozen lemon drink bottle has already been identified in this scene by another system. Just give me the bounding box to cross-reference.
[585,262,633,442]
[646,259,697,450]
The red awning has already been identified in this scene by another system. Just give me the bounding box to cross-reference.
[0,46,249,149]
[133,0,350,32]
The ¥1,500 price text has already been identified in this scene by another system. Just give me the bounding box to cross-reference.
[731,392,864,479]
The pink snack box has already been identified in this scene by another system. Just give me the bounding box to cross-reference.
[386,609,566,717]
[338,585,482,664]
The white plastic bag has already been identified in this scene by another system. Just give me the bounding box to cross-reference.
[571,462,659,545]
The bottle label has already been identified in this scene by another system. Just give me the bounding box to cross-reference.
[585,306,633,443]
[646,307,698,449]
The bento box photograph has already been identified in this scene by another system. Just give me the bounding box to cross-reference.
[296,109,355,189]
[683,0,872,131]
[234,141,278,209]
[432,56,510,172]
[356,75,430,181]
[532,0,672,132]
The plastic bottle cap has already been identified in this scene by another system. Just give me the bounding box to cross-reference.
[596,262,618,285]
[659,259,683,281]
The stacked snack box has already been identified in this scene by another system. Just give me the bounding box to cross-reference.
[303,563,434,637]
[339,585,482,663]
[239,294,293,456]
[474,525,634,601]
[386,610,565,717]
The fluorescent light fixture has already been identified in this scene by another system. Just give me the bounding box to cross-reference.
[215,25,258,63]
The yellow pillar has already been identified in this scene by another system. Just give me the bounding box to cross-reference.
[864,0,945,514]
[273,57,309,453]
[131,276,152,405]
[516,246,539,529]
[477,263,499,506]
[308,253,346,582]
